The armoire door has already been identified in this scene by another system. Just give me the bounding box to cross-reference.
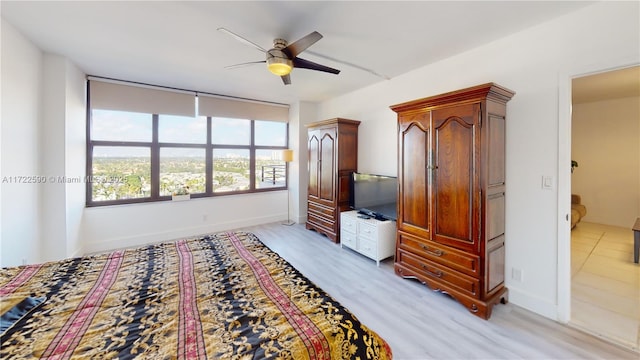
[307,130,320,200]
[431,103,481,253]
[318,129,337,205]
[398,112,431,240]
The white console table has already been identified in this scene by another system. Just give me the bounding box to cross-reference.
[340,211,396,266]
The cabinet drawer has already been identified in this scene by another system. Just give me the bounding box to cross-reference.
[308,202,336,230]
[358,238,377,258]
[398,232,479,277]
[358,222,377,240]
[341,215,357,234]
[307,212,335,232]
[308,201,335,218]
[341,230,357,250]
[397,249,479,297]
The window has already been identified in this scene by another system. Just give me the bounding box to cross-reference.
[87,80,289,206]
[212,148,249,192]
[211,117,250,145]
[160,147,206,196]
[158,115,207,196]
[159,115,207,144]
[255,120,287,146]
[89,109,153,203]
[255,150,286,189]
[92,145,150,201]
[92,109,151,142]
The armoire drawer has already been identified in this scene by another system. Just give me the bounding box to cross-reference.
[308,201,336,218]
[307,212,335,232]
[397,249,479,297]
[308,202,336,228]
[397,232,479,277]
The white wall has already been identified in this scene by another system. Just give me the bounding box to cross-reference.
[1,19,43,267]
[40,55,69,261]
[1,20,88,266]
[82,191,286,254]
[64,57,87,258]
[39,54,86,261]
[289,101,318,223]
[572,96,640,228]
[316,2,640,320]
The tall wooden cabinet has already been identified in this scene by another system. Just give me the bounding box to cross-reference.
[306,118,360,243]
[390,83,514,319]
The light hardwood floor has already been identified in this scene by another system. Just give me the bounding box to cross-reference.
[240,222,638,360]
[571,221,640,352]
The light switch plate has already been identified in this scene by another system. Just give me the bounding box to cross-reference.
[542,176,554,190]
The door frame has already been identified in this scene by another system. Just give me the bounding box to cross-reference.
[556,57,639,323]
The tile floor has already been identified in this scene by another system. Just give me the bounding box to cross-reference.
[571,221,640,351]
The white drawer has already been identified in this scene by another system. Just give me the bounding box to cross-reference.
[341,231,357,250]
[341,215,357,234]
[358,222,377,240]
[358,238,377,258]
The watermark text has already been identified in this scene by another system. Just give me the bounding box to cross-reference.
[2,175,126,184]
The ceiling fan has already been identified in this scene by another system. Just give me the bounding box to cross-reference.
[218,27,340,85]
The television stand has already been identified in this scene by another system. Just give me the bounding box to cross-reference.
[340,211,396,266]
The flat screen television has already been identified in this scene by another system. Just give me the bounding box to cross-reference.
[349,173,397,221]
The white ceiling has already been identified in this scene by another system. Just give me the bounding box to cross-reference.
[1,1,600,105]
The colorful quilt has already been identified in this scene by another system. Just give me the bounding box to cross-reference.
[0,231,392,359]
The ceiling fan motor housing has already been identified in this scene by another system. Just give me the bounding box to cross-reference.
[272,38,288,49]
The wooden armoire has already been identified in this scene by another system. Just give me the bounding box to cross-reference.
[390,83,515,319]
[306,118,360,243]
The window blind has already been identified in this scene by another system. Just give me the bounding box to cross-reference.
[198,94,289,122]
[89,80,196,117]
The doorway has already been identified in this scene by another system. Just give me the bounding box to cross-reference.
[561,65,640,351]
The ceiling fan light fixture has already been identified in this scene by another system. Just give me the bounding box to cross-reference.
[266,49,293,76]
[268,62,292,76]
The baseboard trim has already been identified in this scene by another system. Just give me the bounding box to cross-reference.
[508,286,558,321]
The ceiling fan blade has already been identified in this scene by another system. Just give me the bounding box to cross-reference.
[283,31,323,58]
[217,27,266,53]
[305,50,390,80]
[293,57,340,74]
[224,60,266,70]
[281,74,291,85]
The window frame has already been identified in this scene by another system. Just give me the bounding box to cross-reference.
[86,111,289,207]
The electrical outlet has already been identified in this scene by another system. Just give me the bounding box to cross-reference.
[512,268,523,282]
[22,258,27,265]
[202,214,208,222]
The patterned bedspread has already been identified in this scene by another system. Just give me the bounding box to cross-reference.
[0,231,392,359]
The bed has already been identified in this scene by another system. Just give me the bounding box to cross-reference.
[0,231,392,359]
